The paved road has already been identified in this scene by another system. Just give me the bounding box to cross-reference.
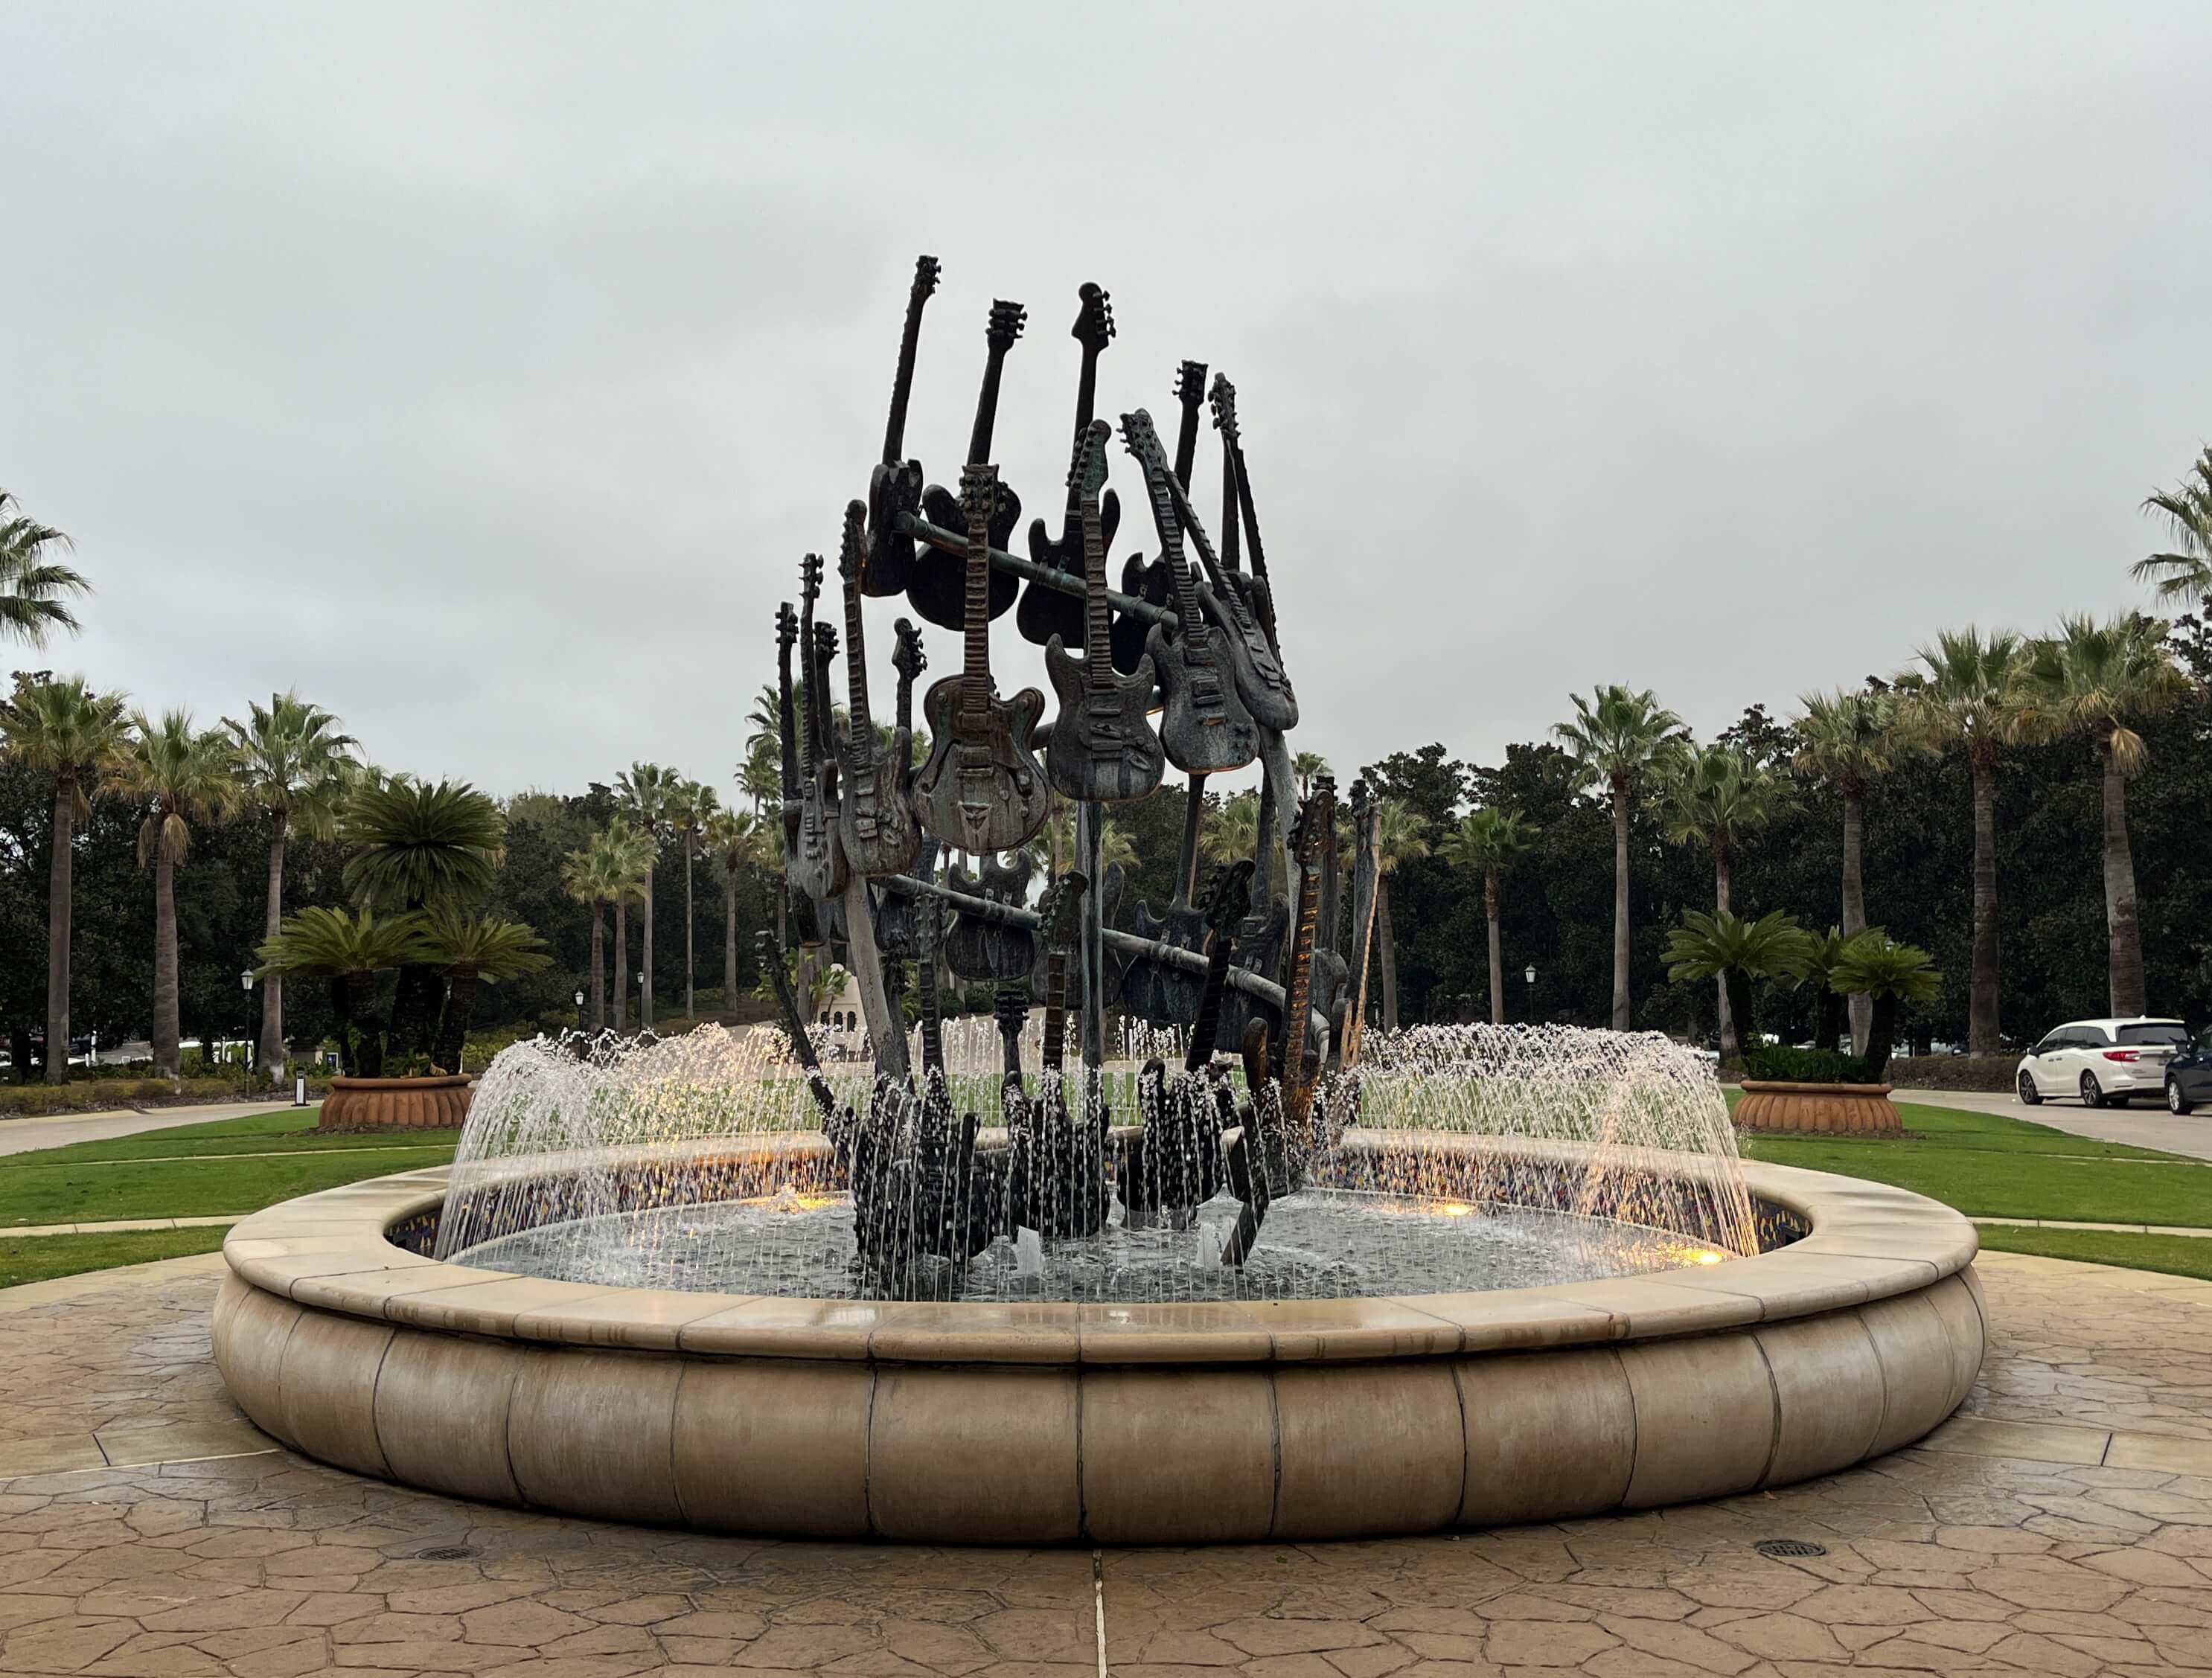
[0,1101,301,1159]
[1893,1084,2212,1162]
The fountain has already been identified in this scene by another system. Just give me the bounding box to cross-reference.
[211,257,1983,1543]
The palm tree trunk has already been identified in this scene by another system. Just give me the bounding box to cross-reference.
[684,841,696,1019]
[259,816,287,1077]
[1485,870,1504,1025]
[153,856,179,1077]
[640,874,655,1028]
[1713,839,1734,1060]
[1841,785,1871,1053]
[1378,877,1399,1032]
[1969,751,2000,1056]
[43,779,73,1083]
[723,875,739,1011]
[2100,743,2147,1016]
[589,903,606,1029]
[432,967,478,1076]
[614,900,630,1033]
[1611,784,1631,1031]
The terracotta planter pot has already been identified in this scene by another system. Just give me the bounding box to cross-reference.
[1734,1079,1902,1136]
[318,1075,473,1133]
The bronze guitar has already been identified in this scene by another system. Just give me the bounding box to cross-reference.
[1042,418,1165,803]
[1122,410,1259,775]
[1110,359,1201,678]
[789,556,846,903]
[863,254,940,598]
[1017,283,1119,650]
[912,463,1051,855]
[1277,776,1334,1138]
[834,499,923,876]
[773,601,802,866]
[910,300,1026,630]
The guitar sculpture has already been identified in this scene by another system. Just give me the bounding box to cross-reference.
[1017,283,1119,649]
[1276,776,1335,1144]
[1212,371,1281,648]
[789,554,846,903]
[1043,419,1165,803]
[910,300,1026,630]
[863,254,941,598]
[1180,379,1297,729]
[1008,873,1110,1238]
[943,849,1037,983]
[773,602,802,869]
[1110,359,1203,677]
[834,499,923,875]
[1121,409,1259,775]
[912,462,1052,855]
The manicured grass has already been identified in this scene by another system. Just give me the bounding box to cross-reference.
[0,1108,460,1228]
[1975,1223,2212,1283]
[1733,1096,2212,1228]
[0,1226,231,1289]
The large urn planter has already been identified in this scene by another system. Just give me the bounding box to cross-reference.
[317,1075,473,1133]
[1735,1079,1902,1136]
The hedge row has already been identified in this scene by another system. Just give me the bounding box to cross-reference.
[1885,1055,2021,1093]
[0,1077,327,1118]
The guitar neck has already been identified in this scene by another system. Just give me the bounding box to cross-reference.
[968,346,1008,467]
[1220,435,1242,571]
[963,497,992,711]
[776,638,799,796]
[1230,438,1271,582]
[883,271,933,465]
[1042,953,1067,1072]
[1151,473,1206,638]
[918,903,944,1074]
[842,581,872,734]
[798,589,820,772]
[1186,932,1233,1072]
[1281,874,1320,1083]
[1173,397,1202,491]
[1080,487,1111,690]
[1058,345,1102,522]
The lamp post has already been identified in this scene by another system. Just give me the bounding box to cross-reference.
[1523,964,1537,1024]
[240,970,255,1073]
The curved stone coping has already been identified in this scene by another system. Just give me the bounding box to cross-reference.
[220,1133,1976,1366]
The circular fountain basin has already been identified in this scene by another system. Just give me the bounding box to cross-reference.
[211,1131,1984,1544]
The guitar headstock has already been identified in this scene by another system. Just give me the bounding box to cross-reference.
[1075,417,1110,503]
[799,551,823,606]
[811,621,837,665]
[837,499,868,588]
[986,299,1028,353]
[776,602,798,651]
[958,462,999,537]
[1291,780,1335,872]
[1073,283,1114,352]
[1201,858,1256,935]
[910,254,942,305]
[892,617,926,686]
[1174,359,1209,412]
[1038,870,1089,949]
[1118,410,1169,478]
[1209,371,1241,447]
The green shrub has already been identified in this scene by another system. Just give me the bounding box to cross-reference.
[1885,1054,2018,1093]
[1742,1045,1873,1084]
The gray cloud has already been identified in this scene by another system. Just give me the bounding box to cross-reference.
[4,1,2208,799]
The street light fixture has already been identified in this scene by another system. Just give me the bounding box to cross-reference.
[240,970,255,1072]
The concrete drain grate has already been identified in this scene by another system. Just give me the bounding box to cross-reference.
[1754,1538,1828,1559]
[414,1546,476,1561]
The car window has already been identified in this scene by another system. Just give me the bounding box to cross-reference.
[2032,1034,2065,1054]
[2072,1026,2112,1047]
[2117,1023,2190,1047]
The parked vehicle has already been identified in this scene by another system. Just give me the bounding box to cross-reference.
[2016,1017,2190,1109]
[2158,1027,2212,1115]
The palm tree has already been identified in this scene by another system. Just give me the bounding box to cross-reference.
[1372,798,1431,1031]
[1292,752,1330,800]
[1663,742,1794,1052]
[255,906,437,1077]
[0,491,92,647]
[703,810,767,1011]
[223,692,358,1074]
[1826,931,1941,1081]
[1663,909,1814,1065]
[1202,790,1263,865]
[0,676,129,1080]
[1791,689,1895,1051]
[111,713,242,1076]
[1786,926,1853,1054]
[2014,615,2189,1016]
[1554,685,1687,1029]
[339,778,504,1060]
[1891,630,2025,1054]
[738,737,781,816]
[595,819,653,1032]
[1029,804,1137,879]
[421,909,552,1072]
[668,778,720,1019]
[615,762,680,1028]
[2134,447,2212,606]
[1440,808,1535,1024]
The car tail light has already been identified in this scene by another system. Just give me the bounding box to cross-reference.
[2103,1049,2140,1062]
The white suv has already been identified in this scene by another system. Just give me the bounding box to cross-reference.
[2016,1017,2190,1108]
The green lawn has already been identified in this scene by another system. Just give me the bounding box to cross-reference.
[0,1107,461,1228]
[0,1226,231,1288]
[1975,1223,2212,1282]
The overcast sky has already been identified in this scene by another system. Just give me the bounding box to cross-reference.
[5,2,2209,803]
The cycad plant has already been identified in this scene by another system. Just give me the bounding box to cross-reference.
[1663,909,1814,1066]
[0,675,130,1080]
[1826,930,1941,1081]
[1556,685,1687,1029]
[1890,630,2024,1054]
[256,906,438,1076]
[1441,807,1534,1024]
[2134,447,2212,606]
[420,908,552,1072]
[0,490,92,647]
[616,761,680,1028]
[112,713,242,1076]
[2014,614,2189,1016]
[1786,926,1853,1054]
[224,691,358,1073]
[1791,688,1895,1050]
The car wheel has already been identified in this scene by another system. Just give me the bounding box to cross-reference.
[2018,1071,2042,1106]
[2169,1077,2194,1116]
[2079,1071,2106,1109]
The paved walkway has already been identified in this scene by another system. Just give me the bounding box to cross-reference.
[0,1252,2205,1674]
[0,1101,301,1159]
[1895,1083,2212,1162]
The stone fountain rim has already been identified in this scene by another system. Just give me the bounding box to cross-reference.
[220,1130,1975,1365]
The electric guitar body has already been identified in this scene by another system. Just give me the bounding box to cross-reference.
[1018,283,1119,650]
[909,300,1026,630]
[831,500,924,877]
[790,553,847,903]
